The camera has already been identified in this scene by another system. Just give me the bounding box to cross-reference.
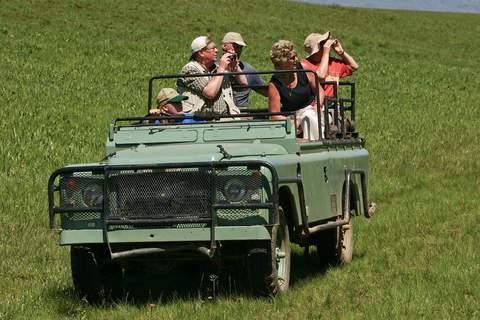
[226,52,236,60]
[332,40,337,45]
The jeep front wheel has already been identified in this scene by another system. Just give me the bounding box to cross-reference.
[70,245,123,303]
[247,210,291,296]
[316,217,353,266]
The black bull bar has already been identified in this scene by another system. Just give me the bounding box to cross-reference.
[48,160,280,257]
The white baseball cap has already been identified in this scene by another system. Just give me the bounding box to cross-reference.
[189,36,214,60]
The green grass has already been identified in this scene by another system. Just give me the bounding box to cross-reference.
[1,0,479,319]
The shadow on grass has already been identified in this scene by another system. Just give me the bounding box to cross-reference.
[48,248,351,308]
[119,248,339,305]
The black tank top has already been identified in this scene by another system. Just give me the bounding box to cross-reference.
[270,71,314,112]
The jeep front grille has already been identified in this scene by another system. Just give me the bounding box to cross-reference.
[105,169,212,224]
[104,167,267,228]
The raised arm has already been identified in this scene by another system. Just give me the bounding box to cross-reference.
[231,55,248,86]
[300,39,335,80]
[332,39,359,71]
[202,53,247,99]
[316,39,335,80]
[201,54,231,99]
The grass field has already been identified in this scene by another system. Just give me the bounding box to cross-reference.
[1,0,479,319]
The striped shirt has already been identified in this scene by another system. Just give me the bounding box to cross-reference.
[177,61,239,115]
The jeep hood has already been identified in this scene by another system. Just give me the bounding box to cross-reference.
[106,143,288,165]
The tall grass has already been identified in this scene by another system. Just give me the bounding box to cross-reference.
[1,0,479,318]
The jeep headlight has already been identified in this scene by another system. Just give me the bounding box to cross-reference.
[223,178,246,202]
[82,184,103,207]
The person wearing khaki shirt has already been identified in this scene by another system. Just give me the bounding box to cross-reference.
[177,36,247,115]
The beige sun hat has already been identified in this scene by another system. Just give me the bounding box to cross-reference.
[222,32,247,46]
[303,31,331,58]
[156,88,188,107]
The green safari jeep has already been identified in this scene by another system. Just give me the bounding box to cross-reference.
[48,70,376,301]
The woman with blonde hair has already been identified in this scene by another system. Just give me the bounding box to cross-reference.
[268,40,325,140]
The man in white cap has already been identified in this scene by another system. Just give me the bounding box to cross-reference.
[220,32,268,108]
[148,88,202,123]
[177,36,247,116]
[300,31,359,98]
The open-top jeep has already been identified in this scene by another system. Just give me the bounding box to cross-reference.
[48,70,376,301]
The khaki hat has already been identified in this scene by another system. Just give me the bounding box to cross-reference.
[222,32,247,47]
[156,88,188,107]
[189,36,213,60]
[304,31,331,58]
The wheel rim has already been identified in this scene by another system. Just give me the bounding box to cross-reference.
[339,219,353,264]
[247,211,290,296]
[275,223,287,287]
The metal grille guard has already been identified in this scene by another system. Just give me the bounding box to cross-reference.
[48,160,279,230]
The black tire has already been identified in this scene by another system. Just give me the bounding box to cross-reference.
[71,245,123,303]
[316,217,354,266]
[315,227,338,265]
[247,210,291,296]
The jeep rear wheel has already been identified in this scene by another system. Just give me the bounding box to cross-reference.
[316,217,353,266]
[71,245,123,303]
[338,217,354,265]
[247,210,291,296]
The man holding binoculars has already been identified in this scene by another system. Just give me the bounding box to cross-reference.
[300,31,359,98]
[219,32,268,108]
[177,36,247,116]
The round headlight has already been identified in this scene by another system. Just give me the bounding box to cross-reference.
[223,178,246,202]
[82,184,103,207]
